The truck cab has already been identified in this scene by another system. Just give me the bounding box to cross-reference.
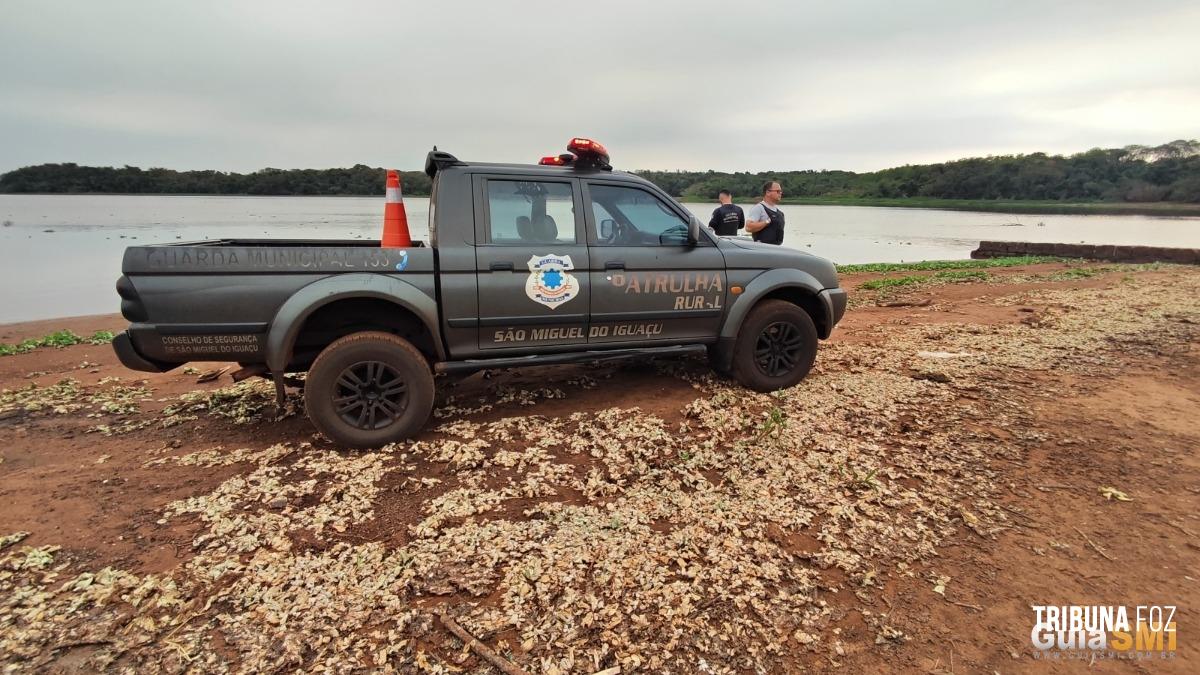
[431,157,732,358]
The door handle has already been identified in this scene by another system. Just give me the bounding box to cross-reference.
[489,261,514,271]
[605,260,625,270]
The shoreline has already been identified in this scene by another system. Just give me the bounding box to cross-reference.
[779,196,1200,216]
[0,258,1107,337]
[0,313,123,342]
[0,256,1187,334]
[5,192,1200,217]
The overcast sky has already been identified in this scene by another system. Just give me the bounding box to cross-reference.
[2,0,1197,174]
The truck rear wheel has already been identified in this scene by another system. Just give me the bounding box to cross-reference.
[305,331,434,448]
[730,300,818,392]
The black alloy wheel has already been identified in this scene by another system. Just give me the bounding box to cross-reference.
[729,299,818,392]
[754,321,806,377]
[305,331,435,448]
[333,360,409,430]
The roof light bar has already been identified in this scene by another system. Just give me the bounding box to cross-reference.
[567,138,611,170]
[568,137,608,158]
[536,139,612,170]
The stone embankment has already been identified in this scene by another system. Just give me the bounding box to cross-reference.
[972,240,1199,263]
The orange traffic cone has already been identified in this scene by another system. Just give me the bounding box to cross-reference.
[381,169,412,248]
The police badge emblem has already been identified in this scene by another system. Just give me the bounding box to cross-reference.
[525,254,579,309]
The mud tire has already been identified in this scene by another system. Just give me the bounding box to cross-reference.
[730,300,818,392]
[305,331,434,448]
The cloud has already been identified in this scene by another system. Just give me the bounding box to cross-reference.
[1,0,1197,173]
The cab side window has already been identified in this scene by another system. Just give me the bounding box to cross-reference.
[588,184,689,246]
[485,180,576,245]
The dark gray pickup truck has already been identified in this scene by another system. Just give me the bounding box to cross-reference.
[114,144,847,447]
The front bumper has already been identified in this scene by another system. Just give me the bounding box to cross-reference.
[821,287,849,330]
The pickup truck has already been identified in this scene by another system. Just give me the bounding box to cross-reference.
[113,142,847,447]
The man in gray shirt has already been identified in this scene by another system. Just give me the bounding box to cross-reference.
[745,180,785,245]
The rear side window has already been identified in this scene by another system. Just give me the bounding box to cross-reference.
[587,184,689,246]
[485,180,576,245]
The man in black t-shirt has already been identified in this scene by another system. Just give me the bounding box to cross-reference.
[708,189,744,236]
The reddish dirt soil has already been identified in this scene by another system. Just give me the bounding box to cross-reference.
[1,262,1197,673]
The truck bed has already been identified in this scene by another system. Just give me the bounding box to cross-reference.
[116,239,435,368]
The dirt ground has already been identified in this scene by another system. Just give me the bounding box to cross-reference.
[1,261,1198,674]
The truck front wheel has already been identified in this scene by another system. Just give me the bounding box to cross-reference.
[305,331,435,448]
[730,300,818,392]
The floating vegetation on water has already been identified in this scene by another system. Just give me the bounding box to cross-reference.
[837,256,1059,274]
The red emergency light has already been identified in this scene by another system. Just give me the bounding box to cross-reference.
[567,137,611,169]
[536,139,612,170]
[568,137,608,157]
[538,153,575,166]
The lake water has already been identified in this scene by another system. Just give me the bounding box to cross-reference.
[2,194,1198,323]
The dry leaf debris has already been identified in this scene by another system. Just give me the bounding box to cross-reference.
[1,268,1197,672]
[1098,486,1132,501]
[0,378,151,418]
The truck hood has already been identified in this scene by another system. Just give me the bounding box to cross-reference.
[717,237,840,289]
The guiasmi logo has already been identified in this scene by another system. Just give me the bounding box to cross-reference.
[1031,605,1177,660]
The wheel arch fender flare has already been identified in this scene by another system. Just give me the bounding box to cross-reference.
[265,274,444,372]
[719,268,830,341]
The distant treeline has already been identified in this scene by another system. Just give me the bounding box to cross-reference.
[0,164,432,197]
[2,140,1198,203]
[643,140,1200,203]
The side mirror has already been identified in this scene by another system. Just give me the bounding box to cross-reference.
[662,217,701,246]
[600,218,616,239]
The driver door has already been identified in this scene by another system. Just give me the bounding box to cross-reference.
[582,181,726,345]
